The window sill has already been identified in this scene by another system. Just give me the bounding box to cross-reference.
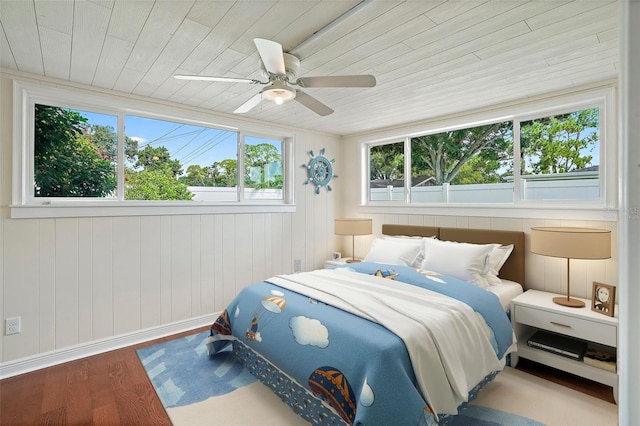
[10,202,296,219]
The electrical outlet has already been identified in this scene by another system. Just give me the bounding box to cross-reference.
[6,317,21,335]
[294,259,302,272]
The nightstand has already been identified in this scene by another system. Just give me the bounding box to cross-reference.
[324,259,349,268]
[511,289,618,402]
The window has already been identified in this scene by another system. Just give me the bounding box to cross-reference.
[12,81,294,218]
[34,104,118,199]
[365,88,612,208]
[519,108,600,201]
[243,135,283,201]
[123,114,239,202]
[368,141,404,201]
[410,121,513,203]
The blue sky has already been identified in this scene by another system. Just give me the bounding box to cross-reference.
[75,110,280,170]
[124,114,238,168]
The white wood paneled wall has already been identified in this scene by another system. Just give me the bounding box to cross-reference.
[1,213,317,359]
[0,75,339,364]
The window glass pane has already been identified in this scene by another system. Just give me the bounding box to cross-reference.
[369,142,405,201]
[124,115,238,201]
[410,122,513,203]
[243,136,283,200]
[520,107,599,200]
[34,104,118,198]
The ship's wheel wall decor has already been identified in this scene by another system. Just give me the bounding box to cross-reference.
[302,148,337,194]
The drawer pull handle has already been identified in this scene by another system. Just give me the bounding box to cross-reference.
[550,321,571,328]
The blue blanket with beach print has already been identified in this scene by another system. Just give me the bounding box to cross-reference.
[207,262,514,426]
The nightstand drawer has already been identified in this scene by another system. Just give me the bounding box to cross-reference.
[515,305,616,347]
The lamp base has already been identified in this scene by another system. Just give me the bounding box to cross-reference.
[552,296,585,308]
[346,258,361,263]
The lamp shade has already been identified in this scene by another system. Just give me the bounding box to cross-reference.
[335,218,372,236]
[531,227,611,259]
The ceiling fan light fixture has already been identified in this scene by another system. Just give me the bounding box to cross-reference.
[262,85,296,105]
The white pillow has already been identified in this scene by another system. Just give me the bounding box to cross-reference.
[382,235,435,267]
[485,244,514,286]
[364,238,423,266]
[420,238,496,287]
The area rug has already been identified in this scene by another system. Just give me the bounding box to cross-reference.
[137,331,617,426]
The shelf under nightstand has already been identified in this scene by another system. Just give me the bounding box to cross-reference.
[511,289,618,402]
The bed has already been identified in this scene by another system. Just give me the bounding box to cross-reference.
[207,225,525,425]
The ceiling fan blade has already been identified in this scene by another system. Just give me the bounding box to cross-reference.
[234,93,263,114]
[295,91,334,116]
[254,38,286,75]
[295,75,376,88]
[174,74,262,84]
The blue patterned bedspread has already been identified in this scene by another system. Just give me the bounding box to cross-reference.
[208,262,514,426]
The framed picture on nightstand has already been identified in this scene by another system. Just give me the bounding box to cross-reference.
[332,251,341,260]
[591,282,616,317]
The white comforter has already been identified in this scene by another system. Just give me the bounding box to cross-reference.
[268,268,503,417]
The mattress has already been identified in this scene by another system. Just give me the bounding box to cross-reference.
[488,279,524,311]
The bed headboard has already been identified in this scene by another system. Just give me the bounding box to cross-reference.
[381,224,525,286]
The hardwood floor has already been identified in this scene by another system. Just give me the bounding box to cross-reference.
[0,327,208,426]
[0,328,615,425]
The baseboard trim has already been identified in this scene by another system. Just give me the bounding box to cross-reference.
[0,313,218,379]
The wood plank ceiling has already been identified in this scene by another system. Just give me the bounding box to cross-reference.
[0,0,619,136]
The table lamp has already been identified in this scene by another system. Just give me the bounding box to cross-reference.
[335,218,373,263]
[531,227,611,307]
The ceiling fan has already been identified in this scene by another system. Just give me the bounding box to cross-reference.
[174,38,376,116]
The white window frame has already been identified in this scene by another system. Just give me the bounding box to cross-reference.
[11,80,295,218]
[362,86,617,218]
